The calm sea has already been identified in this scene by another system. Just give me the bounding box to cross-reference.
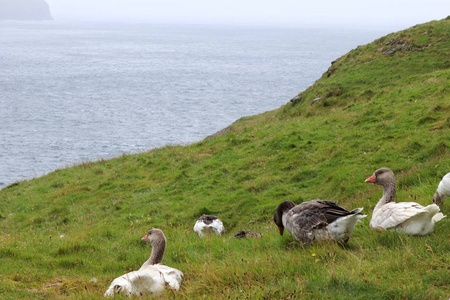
[0,21,385,188]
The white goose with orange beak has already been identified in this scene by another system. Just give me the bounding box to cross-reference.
[104,228,183,297]
[365,167,445,235]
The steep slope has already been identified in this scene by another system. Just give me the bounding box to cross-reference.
[0,18,449,299]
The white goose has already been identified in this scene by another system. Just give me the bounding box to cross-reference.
[365,167,445,235]
[273,199,366,245]
[104,228,183,297]
[193,215,224,237]
[433,172,450,206]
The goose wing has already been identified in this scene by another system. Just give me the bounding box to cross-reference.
[210,218,224,233]
[193,220,206,234]
[288,200,355,231]
[104,269,164,297]
[372,202,427,229]
[152,264,184,290]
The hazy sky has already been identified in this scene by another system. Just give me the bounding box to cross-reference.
[46,0,449,29]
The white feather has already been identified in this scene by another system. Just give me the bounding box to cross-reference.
[193,218,224,237]
[436,172,450,198]
[151,264,183,290]
[104,264,183,297]
[104,269,165,297]
[104,229,183,297]
[367,168,446,235]
[370,202,444,235]
[326,209,367,241]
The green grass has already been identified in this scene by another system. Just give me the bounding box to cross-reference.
[0,18,449,299]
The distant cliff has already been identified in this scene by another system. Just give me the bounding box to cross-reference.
[0,0,52,20]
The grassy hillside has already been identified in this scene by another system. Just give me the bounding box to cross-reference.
[1,18,449,299]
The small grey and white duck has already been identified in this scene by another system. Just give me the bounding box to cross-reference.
[433,172,450,206]
[273,199,366,245]
[104,228,183,297]
[365,167,445,235]
[193,214,224,237]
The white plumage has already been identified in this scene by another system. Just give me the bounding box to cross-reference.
[104,229,183,297]
[104,268,165,296]
[365,168,445,235]
[433,172,450,206]
[369,201,444,235]
[193,215,224,237]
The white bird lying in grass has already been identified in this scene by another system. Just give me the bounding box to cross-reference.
[193,215,224,237]
[273,199,366,245]
[104,228,183,297]
[365,167,445,235]
[433,172,450,206]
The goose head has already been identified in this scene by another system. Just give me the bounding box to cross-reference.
[141,228,167,265]
[365,167,396,186]
[273,201,295,235]
[365,167,396,203]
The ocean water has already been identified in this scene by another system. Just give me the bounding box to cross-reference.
[0,22,384,188]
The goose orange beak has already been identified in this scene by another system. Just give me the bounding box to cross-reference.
[141,235,148,242]
[278,226,284,235]
[365,174,376,183]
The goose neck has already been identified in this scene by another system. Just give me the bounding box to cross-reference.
[142,240,166,267]
[379,180,396,205]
